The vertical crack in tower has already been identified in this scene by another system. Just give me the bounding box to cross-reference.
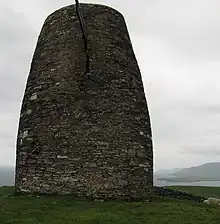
[15,3,153,200]
[75,0,90,91]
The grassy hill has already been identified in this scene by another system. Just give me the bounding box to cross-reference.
[157,162,220,182]
[173,162,220,180]
[167,185,220,198]
[1,186,220,224]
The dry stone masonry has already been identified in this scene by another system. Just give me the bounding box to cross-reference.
[15,3,153,199]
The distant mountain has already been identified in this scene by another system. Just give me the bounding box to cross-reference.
[157,162,220,182]
[0,166,14,186]
[155,168,182,177]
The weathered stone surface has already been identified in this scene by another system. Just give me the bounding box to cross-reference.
[15,3,153,199]
[153,187,206,202]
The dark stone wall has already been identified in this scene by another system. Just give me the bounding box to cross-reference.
[15,3,153,199]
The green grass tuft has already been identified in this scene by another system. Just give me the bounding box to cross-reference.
[0,186,220,223]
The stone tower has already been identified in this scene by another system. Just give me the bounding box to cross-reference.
[15,3,153,199]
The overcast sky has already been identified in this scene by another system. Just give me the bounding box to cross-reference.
[1,0,220,170]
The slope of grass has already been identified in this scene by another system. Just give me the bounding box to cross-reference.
[168,186,220,198]
[0,186,220,224]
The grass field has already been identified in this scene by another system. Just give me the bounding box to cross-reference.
[167,185,220,198]
[1,186,220,224]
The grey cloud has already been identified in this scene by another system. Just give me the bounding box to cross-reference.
[0,7,36,48]
[191,104,220,115]
[0,112,18,165]
[165,100,220,117]
[0,128,16,140]
[130,0,220,62]
[0,5,37,108]
[181,144,220,156]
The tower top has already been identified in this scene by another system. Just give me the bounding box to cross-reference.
[45,3,125,23]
